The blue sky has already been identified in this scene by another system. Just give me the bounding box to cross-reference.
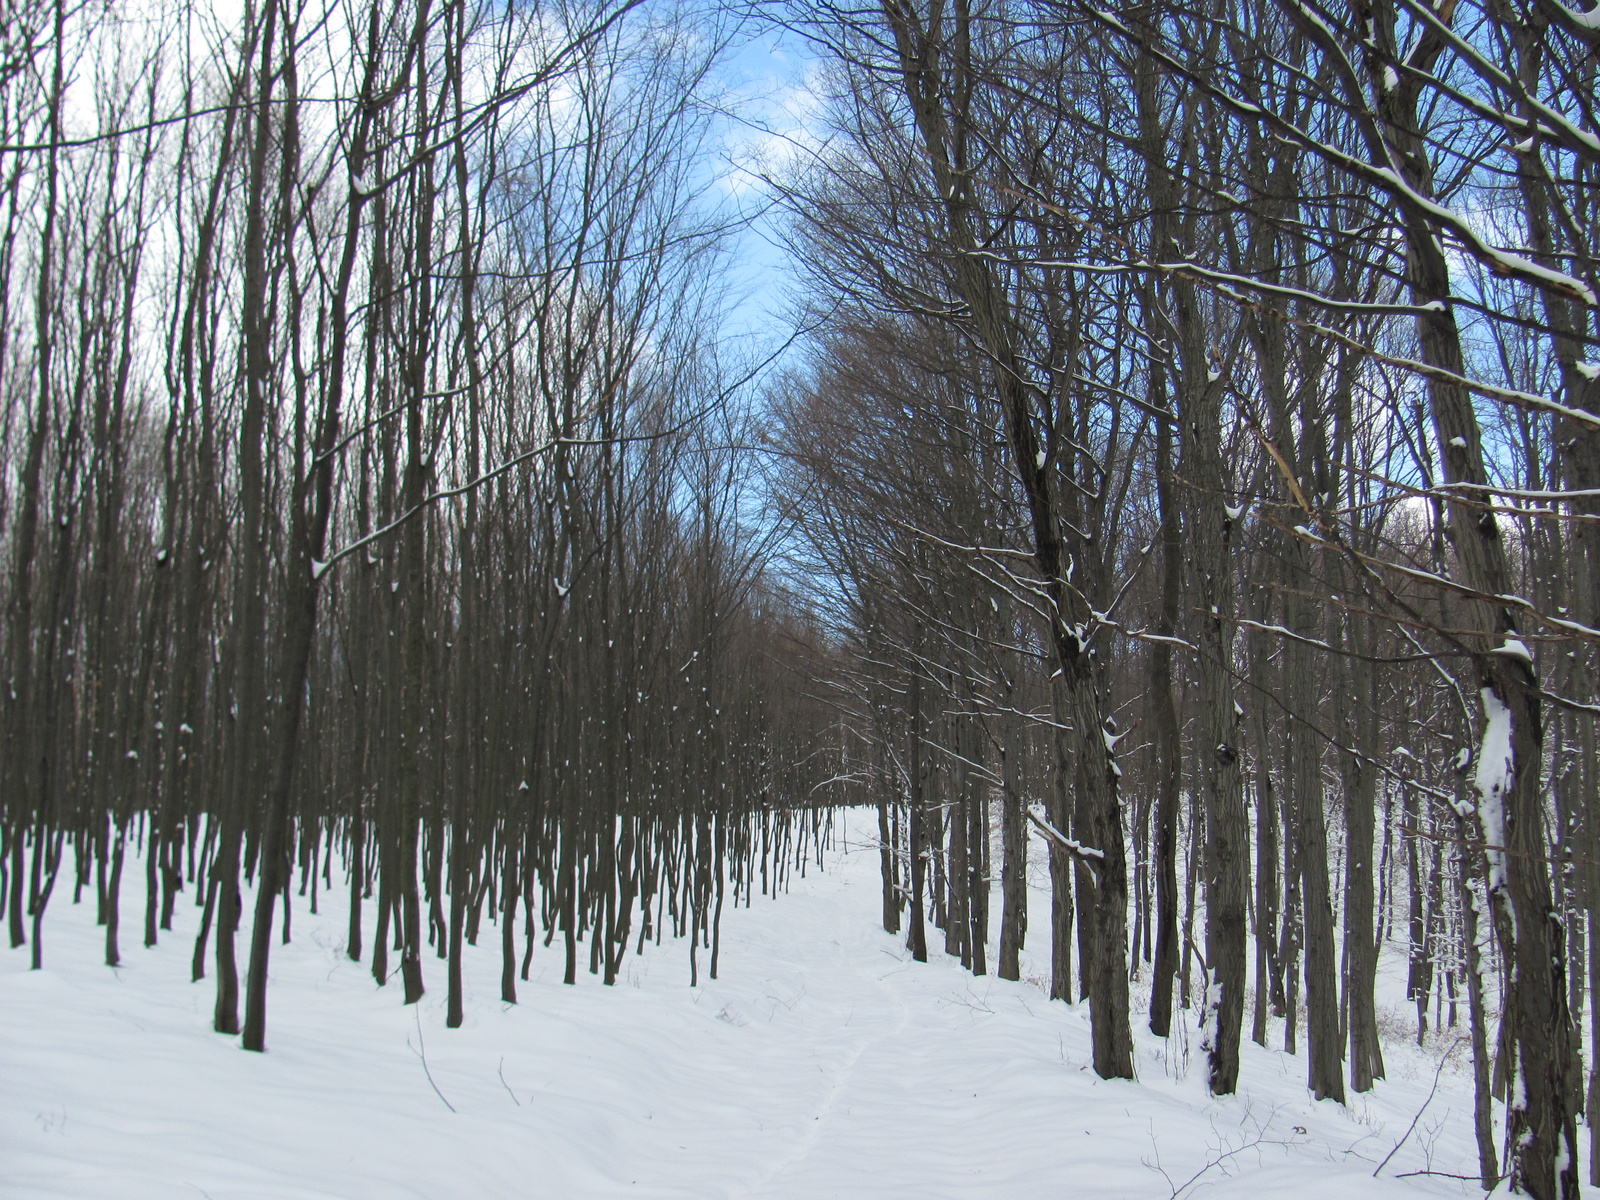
[704,18,822,355]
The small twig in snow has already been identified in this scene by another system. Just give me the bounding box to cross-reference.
[1163,1105,1297,1200]
[1143,1119,1177,1193]
[498,1057,520,1106]
[408,1007,457,1114]
[945,986,995,1014]
[1372,1037,1462,1177]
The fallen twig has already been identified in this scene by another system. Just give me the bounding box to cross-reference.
[1166,1117,1298,1198]
[498,1057,520,1106]
[1373,1037,1462,1177]
[409,1007,457,1114]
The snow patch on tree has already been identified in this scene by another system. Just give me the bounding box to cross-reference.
[1473,687,1514,902]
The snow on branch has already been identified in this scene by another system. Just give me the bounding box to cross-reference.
[1026,803,1104,880]
[1086,4,1600,311]
[957,172,1600,435]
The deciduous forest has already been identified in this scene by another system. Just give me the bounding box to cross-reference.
[1,0,1597,1196]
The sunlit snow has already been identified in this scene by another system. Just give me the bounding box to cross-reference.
[1,816,1541,1198]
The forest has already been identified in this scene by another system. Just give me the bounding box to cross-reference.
[0,0,1596,1196]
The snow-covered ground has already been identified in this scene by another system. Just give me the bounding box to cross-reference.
[1,814,1576,1198]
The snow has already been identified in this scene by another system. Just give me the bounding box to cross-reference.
[1364,163,1600,305]
[1474,686,1515,899]
[1489,637,1533,663]
[1557,0,1600,28]
[1024,803,1106,866]
[2,816,1577,1199]
[1576,361,1599,381]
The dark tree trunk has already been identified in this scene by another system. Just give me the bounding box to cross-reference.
[996,697,1026,982]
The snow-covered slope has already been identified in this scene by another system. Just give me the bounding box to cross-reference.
[0,816,1544,1198]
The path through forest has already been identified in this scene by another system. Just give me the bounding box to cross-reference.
[3,816,1521,1198]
